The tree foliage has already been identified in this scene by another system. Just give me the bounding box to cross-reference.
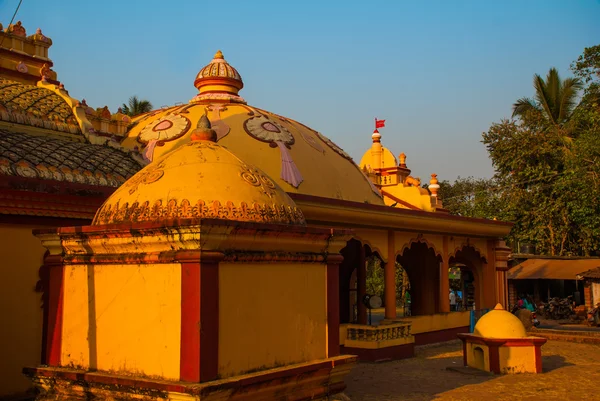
[121,96,153,117]
[512,68,582,125]
[441,46,600,256]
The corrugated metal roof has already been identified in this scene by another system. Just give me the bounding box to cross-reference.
[508,258,600,280]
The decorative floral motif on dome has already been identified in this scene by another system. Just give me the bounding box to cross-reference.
[137,114,190,144]
[243,113,303,188]
[92,199,305,226]
[0,78,81,134]
[0,130,142,187]
[206,104,230,140]
[16,62,28,74]
[315,131,353,161]
[240,162,277,198]
[244,115,295,145]
[120,160,166,195]
[300,130,325,153]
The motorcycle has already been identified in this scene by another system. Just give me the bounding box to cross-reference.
[531,311,540,328]
[587,303,600,327]
[511,304,540,328]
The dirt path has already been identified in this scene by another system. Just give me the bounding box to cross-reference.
[344,340,600,401]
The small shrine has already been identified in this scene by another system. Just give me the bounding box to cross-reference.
[457,304,547,374]
[23,117,356,400]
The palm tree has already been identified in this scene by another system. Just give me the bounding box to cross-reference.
[512,68,583,125]
[121,96,153,117]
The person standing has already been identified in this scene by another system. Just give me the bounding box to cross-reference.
[449,290,457,311]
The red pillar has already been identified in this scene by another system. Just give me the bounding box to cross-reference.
[327,255,342,357]
[179,251,222,383]
[44,255,65,366]
[384,230,396,320]
[357,245,367,325]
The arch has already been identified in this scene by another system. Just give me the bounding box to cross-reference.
[357,237,385,263]
[400,234,442,260]
[339,239,363,324]
[397,241,443,316]
[450,245,486,310]
[451,239,487,264]
[473,347,485,370]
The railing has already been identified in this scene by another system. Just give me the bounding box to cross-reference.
[345,322,412,342]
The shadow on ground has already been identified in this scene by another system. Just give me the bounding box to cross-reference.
[344,340,599,401]
[345,341,496,401]
[542,354,574,372]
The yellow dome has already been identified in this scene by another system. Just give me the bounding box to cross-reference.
[119,51,384,205]
[473,304,528,339]
[359,146,397,170]
[93,116,305,226]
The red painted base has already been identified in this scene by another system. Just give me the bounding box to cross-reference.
[23,355,356,401]
[341,343,415,362]
[414,326,470,345]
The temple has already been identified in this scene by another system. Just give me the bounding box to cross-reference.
[1,22,513,400]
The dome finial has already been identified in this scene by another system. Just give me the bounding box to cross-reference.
[192,50,245,104]
[191,113,217,142]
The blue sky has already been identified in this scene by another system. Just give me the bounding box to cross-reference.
[1,0,598,182]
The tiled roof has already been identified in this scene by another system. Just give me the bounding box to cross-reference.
[0,78,81,134]
[0,130,143,187]
[579,267,600,279]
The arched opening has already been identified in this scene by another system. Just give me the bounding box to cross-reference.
[339,239,363,324]
[365,252,384,301]
[473,346,485,370]
[450,246,486,311]
[397,241,442,316]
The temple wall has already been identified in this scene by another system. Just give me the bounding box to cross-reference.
[61,263,181,380]
[0,224,45,397]
[218,262,327,378]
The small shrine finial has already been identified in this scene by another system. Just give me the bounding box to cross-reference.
[429,173,440,197]
[191,113,217,142]
[214,50,224,60]
[399,152,406,167]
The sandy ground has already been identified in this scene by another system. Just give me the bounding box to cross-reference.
[344,340,600,401]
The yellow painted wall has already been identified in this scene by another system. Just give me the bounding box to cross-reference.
[0,224,47,397]
[353,228,388,259]
[218,263,327,378]
[466,342,490,371]
[498,346,537,373]
[61,263,181,379]
[382,185,433,212]
[403,311,470,334]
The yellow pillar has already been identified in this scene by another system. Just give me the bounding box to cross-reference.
[384,230,396,319]
[440,236,450,313]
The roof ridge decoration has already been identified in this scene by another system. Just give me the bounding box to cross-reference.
[191,50,246,104]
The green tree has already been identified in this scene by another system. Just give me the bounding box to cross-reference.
[121,96,153,117]
[366,256,384,298]
[571,44,600,85]
[437,176,504,219]
[512,67,583,126]
[476,47,600,256]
